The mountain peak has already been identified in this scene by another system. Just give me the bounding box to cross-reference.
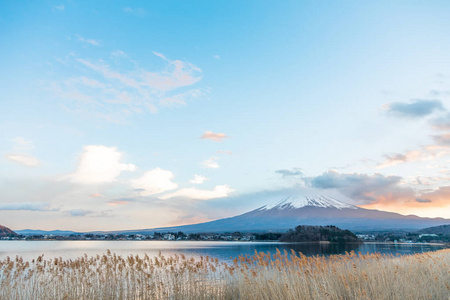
[262,194,357,210]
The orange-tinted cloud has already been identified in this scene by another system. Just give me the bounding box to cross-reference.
[107,200,129,206]
[416,186,450,207]
[200,131,228,142]
[310,171,450,217]
[377,145,450,169]
[89,193,103,198]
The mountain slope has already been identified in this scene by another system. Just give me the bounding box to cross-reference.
[417,224,450,235]
[0,225,18,237]
[108,193,450,234]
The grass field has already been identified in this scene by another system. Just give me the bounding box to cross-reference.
[0,248,449,299]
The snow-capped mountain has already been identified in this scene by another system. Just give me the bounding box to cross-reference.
[107,191,450,234]
[261,194,357,210]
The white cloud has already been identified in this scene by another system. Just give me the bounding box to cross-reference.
[67,145,136,184]
[190,175,209,184]
[200,131,228,142]
[53,5,65,11]
[202,157,219,169]
[76,35,100,46]
[212,55,220,60]
[5,154,40,167]
[160,185,234,200]
[153,51,167,60]
[123,7,146,17]
[111,50,127,57]
[11,137,34,150]
[130,168,178,196]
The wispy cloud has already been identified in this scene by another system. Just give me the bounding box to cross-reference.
[142,52,202,92]
[52,51,205,121]
[376,144,450,168]
[200,131,228,142]
[384,99,444,118]
[76,35,100,46]
[89,193,103,198]
[377,152,421,168]
[51,4,65,11]
[78,50,201,92]
[11,137,34,150]
[5,154,40,167]
[0,202,55,211]
[430,113,450,130]
[377,96,450,168]
[416,198,432,203]
[216,150,232,155]
[111,50,127,57]
[433,133,450,146]
[212,55,220,60]
[107,199,131,206]
[76,59,140,88]
[201,157,219,169]
[68,209,93,216]
[160,88,208,107]
[67,209,112,217]
[276,168,303,178]
[123,7,146,17]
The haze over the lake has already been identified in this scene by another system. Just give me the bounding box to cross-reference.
[1,1,450,231]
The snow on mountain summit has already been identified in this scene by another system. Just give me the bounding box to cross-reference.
[262,194,357,210]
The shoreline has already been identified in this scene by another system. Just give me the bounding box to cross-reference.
[363,241,447,246]
[0,239,446,247]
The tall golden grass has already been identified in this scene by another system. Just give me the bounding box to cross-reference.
[0,248,449,299]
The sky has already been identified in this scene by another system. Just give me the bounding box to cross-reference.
[1,1,450,231]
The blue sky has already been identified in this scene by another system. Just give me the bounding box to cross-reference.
[1,1,450,231]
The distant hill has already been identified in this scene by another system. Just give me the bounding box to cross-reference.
[279,225,360,243]
[0,225,18,237]
[15,229,82,236]
[417,224,450,235]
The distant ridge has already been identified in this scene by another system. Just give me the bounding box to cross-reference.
[15,229,81,236]
[417,224,450,235]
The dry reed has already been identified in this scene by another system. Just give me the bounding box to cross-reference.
[0,248,449,299]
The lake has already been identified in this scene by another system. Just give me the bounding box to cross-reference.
[0,241,445,263]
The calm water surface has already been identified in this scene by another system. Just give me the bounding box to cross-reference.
[0,241,445,263]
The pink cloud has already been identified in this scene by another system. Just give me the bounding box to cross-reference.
[200,131,228,142]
